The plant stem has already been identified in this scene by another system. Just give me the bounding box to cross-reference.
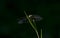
[41,29,42,38]
[24,11,40,38]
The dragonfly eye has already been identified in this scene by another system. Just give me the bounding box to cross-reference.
[29,15,32,17]
[17,15,43,24]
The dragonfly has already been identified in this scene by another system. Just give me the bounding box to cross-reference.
[17,14,43,24]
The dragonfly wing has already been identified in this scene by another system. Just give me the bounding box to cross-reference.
[17,18,27,24]
[17,14,43,24]
[32,15,43,21]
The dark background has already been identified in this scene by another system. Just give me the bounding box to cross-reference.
[0,0,60,38]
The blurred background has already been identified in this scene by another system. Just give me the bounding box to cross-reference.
[0,0,60,38]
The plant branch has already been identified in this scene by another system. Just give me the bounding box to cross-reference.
[24,11,40,38]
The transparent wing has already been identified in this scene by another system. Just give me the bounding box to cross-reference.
[17,18,27,24]
[29,15,43,21]
[17,15,43,24]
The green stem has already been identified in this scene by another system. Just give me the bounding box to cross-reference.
[41,29,42,38]
[24,11,39,38]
